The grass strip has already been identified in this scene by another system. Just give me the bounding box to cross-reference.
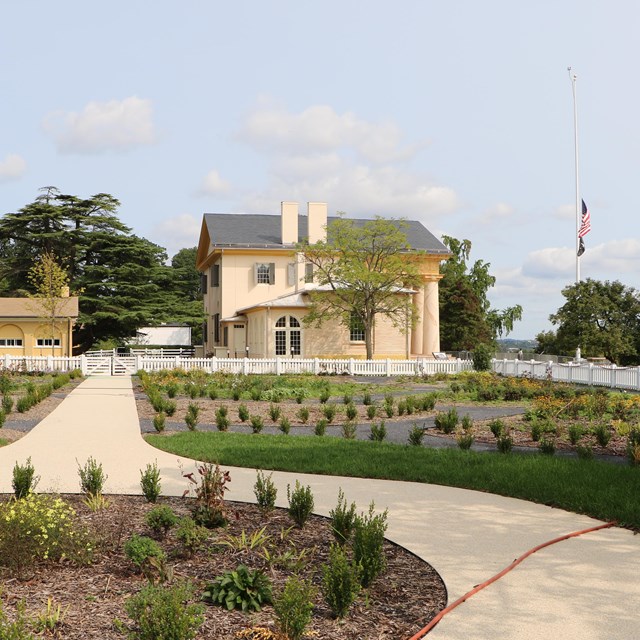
[0,438,8,447]
[147,432,640,530]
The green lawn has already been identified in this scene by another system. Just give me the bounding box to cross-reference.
[146,431,640,531]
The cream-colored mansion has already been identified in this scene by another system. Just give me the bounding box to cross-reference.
[196,202,450,359]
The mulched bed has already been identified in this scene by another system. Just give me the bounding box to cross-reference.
[0,495,447,639]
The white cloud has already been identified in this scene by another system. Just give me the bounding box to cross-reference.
[474,202,514,225]
[153,213,201,258]
[198,169,231,195]
[235,101,459,221]
[522,247,575,279]
[238,102,426,164]
[43,97,157,154]
[0,154,26,182]
[554,203,575,219]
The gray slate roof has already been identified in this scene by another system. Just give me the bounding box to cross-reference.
[203,213,449,254]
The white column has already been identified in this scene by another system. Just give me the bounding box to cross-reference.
[411,286,425,356]
[422,279,440,355]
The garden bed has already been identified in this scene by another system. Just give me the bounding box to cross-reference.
[0,494,446,639]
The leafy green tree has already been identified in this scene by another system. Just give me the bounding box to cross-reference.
[0,188,202,352]
[298,217,422,359]
[27,252,72,355]
[439,236,522,350]
[538,279,640,365]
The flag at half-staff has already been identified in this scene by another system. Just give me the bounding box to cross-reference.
[577,199,591,256]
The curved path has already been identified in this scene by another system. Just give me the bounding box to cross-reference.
[0,377,638,639]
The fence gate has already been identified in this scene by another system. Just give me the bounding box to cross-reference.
[111,355,137,376]
[84,356,112,376]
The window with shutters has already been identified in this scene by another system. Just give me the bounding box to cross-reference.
[211,264,220,287]
[255,263,275,285]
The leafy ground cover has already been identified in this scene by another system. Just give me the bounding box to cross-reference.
[0,492,445,639]
[147,432,640,531]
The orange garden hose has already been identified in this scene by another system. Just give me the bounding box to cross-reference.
[407,521,616,640]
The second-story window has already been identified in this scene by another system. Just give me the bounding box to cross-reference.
[255,263,275,285]
[211,264,220,287]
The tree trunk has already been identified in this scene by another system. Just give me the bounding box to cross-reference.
[364,321,374,360]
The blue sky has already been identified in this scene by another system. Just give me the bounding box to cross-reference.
[1,1,638,339]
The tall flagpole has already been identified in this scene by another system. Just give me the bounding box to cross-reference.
[569,67,580,283]
[568,67,581,361]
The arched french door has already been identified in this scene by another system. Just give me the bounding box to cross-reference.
[274,315,301,356]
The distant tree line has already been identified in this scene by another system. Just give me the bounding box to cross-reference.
[0,187,203,353]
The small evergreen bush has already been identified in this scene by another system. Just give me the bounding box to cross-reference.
[369,421,387,442]
[140,462,162,503]
[315,419,327,436]
[287,480,314,528]
[297,406,310,423]
[274,576,316,640]
[322,543,360,618]
[329,488,356,544]
[125,582,204,640]
[12,456,39,499]
[353,502,388,588]
[146,506,178,538]
[408,423,425,446]
[153,412,166,433]
[78,456,107,496]
[254,470,278,512]
[434,408,458,434]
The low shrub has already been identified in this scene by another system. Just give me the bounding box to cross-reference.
[287,480,314,528]
[593,423,612,447]
[124,534,166,574]
[489,419,504,439]
[16,395,34,413]
[175,517,209,556]
[329,488,356,544]
[384,402,394,418]
[626,427,640,465]
[2,394,13,413]
[183,462,231,529]
[362,392,373,406]
[461,414,473,432]
[496,434,513,454]
[531,421,543,442]
[203,565,272,613]
[420,393,437,411]
[343,393,353,405]
[568,423,583,445]
[353,502,388,588]
[322,403,337,422]
[146,506,178,538]
[397,400,406,416]
[153,412,166,433]
[297,406,310,424]
[12,456,39,499]
[369,421,386,442]
[408,423,425,446]
[125,582,204,640]
[319,388,330,404]
[250,415,264,434]
[456,431,474,450]
[434,408,458,434]
[78,456,108,496]
[269,403,282,422]
[254,470,277,512]
[322,543,361,618]
[237,403,249,422]
[0,494,93,575]
[315,419,327,436]
[140,462,162,503]
[163,400,177,417]
[345,402,358,421]
[366,404,377,419]
[342,421,357,439]
[538,437,556,455]
[215,406,229,431]
[274,575,316,640]
[279,416,291,435]
[576,444,594,460]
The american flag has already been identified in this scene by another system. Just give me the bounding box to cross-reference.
[578,199,591,238]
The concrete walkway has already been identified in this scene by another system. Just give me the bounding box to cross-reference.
[0,377,638,639]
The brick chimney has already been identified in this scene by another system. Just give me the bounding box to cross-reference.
[281,201,299,244]
[307,202,327,243]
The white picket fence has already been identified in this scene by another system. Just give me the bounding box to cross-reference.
[5,352,639,391]
[132,356,473,377]
[0,354,82,373]
[493,358,640,391]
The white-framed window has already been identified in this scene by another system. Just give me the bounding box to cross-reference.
[0,338,23,347]
[254,262,275,285]
[274,315,302,356]
[37,338,61,347]
[349,312,365,342]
